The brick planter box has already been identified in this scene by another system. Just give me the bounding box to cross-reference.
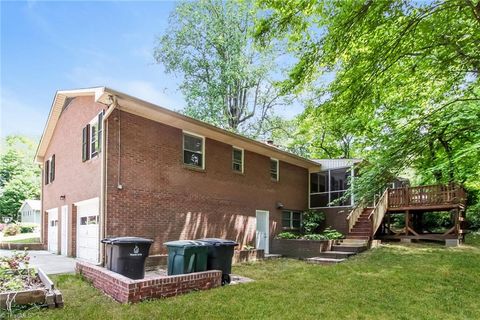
[76,261,222,303]
[233,249,264,264]
[271,239,334,259]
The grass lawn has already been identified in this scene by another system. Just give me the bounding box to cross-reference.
[2,237,41,244]
[8,234,480,320]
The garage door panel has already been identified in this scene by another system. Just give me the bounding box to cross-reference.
[76,198,100,264]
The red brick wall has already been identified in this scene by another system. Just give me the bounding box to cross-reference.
[42,96,105,253]
[319,207,351,235]
[105,110,309,254]
[76,261,221,303]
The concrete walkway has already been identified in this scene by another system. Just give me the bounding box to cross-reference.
[0,249,76,275]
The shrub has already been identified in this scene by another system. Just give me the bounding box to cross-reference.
[302,234,327,240]
[19,223,36,234]
[276,232,301,239]
[302,210,325,234]
[322,227,344,240]
[3,224,21,236]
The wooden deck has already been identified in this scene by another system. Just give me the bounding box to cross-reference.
[347,183,468,244]
[387,184,466,212]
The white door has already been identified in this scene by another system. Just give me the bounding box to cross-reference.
[256,210,269,254]
[76,198,100,264]
[61,205,68,256]
[47,208,59,254]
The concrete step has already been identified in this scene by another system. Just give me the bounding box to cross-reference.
[317,251,357,259]
[338,239,369,245]
[265,254,282,260]
[306,257,346,265]
[332,244,367,253]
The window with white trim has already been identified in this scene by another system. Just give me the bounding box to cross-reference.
[282,210,302,229]
[310,167,353,208]
[232,147,244,173]
[183,132,204,169]
[270,158,279,181]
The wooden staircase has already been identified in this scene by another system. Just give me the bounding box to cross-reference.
[346,207,373,240]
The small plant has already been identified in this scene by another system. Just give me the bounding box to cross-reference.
[276,232,301,239]
[302,210,325,234]
[3,224,21,236]
[322,227,344,240]
[242,245,255,251]
[19,223,36,234]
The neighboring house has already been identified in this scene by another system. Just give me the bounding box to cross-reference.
[35,87,329,264]
[19,200,41,224]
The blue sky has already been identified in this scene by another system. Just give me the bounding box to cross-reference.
[0,0,303,139]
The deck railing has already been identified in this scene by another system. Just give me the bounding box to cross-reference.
[387,183,466,209]
[369,188,389,237]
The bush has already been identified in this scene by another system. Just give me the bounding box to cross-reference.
[19,223,36,234]
[302,210,325,234]
[321,227,343,240]
[276,232,301,239]
[3,224,21,236]
[302,234,327,240]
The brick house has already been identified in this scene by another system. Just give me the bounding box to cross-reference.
[35,87,357,264]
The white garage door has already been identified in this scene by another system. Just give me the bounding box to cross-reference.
[47,208,59,254]
[76,198,100,264]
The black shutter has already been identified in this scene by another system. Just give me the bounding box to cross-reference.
[45,160,50,185]
[97,112,103,153]
[50,155,55,182]
[82,125,90,161]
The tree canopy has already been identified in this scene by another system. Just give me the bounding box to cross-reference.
[154,0,291,138]
[0,135,41,221]
[256,0,480,196]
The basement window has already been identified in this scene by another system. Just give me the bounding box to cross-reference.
[282,210,302,229]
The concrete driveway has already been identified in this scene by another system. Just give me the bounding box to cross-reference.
[0,249,76,275]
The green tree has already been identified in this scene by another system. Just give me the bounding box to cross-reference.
[0,135,40,221]
[154,0,291,138]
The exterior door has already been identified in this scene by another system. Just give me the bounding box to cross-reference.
[47,208,59,254]
[61,205,68,256]
[256,210,269,254]
[76,198,100,264]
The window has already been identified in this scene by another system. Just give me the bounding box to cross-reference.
[80,215,98,225]
[310,167,353,208]
[232,147,244,173]
[282,210,302,229]
[270,158,279,181]
[183,132,204,169]
[44,155,55,185]
[82,112,104,161]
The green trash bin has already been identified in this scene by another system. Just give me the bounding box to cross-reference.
[164,240,211,275]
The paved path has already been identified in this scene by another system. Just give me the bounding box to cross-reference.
[0,249,76,275]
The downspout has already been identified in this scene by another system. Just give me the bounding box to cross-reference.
[99,95,118,265]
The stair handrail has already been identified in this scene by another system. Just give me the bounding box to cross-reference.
[368,188,389,237]
[346,200,366,233]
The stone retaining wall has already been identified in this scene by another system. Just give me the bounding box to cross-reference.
[76,261,222,303]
